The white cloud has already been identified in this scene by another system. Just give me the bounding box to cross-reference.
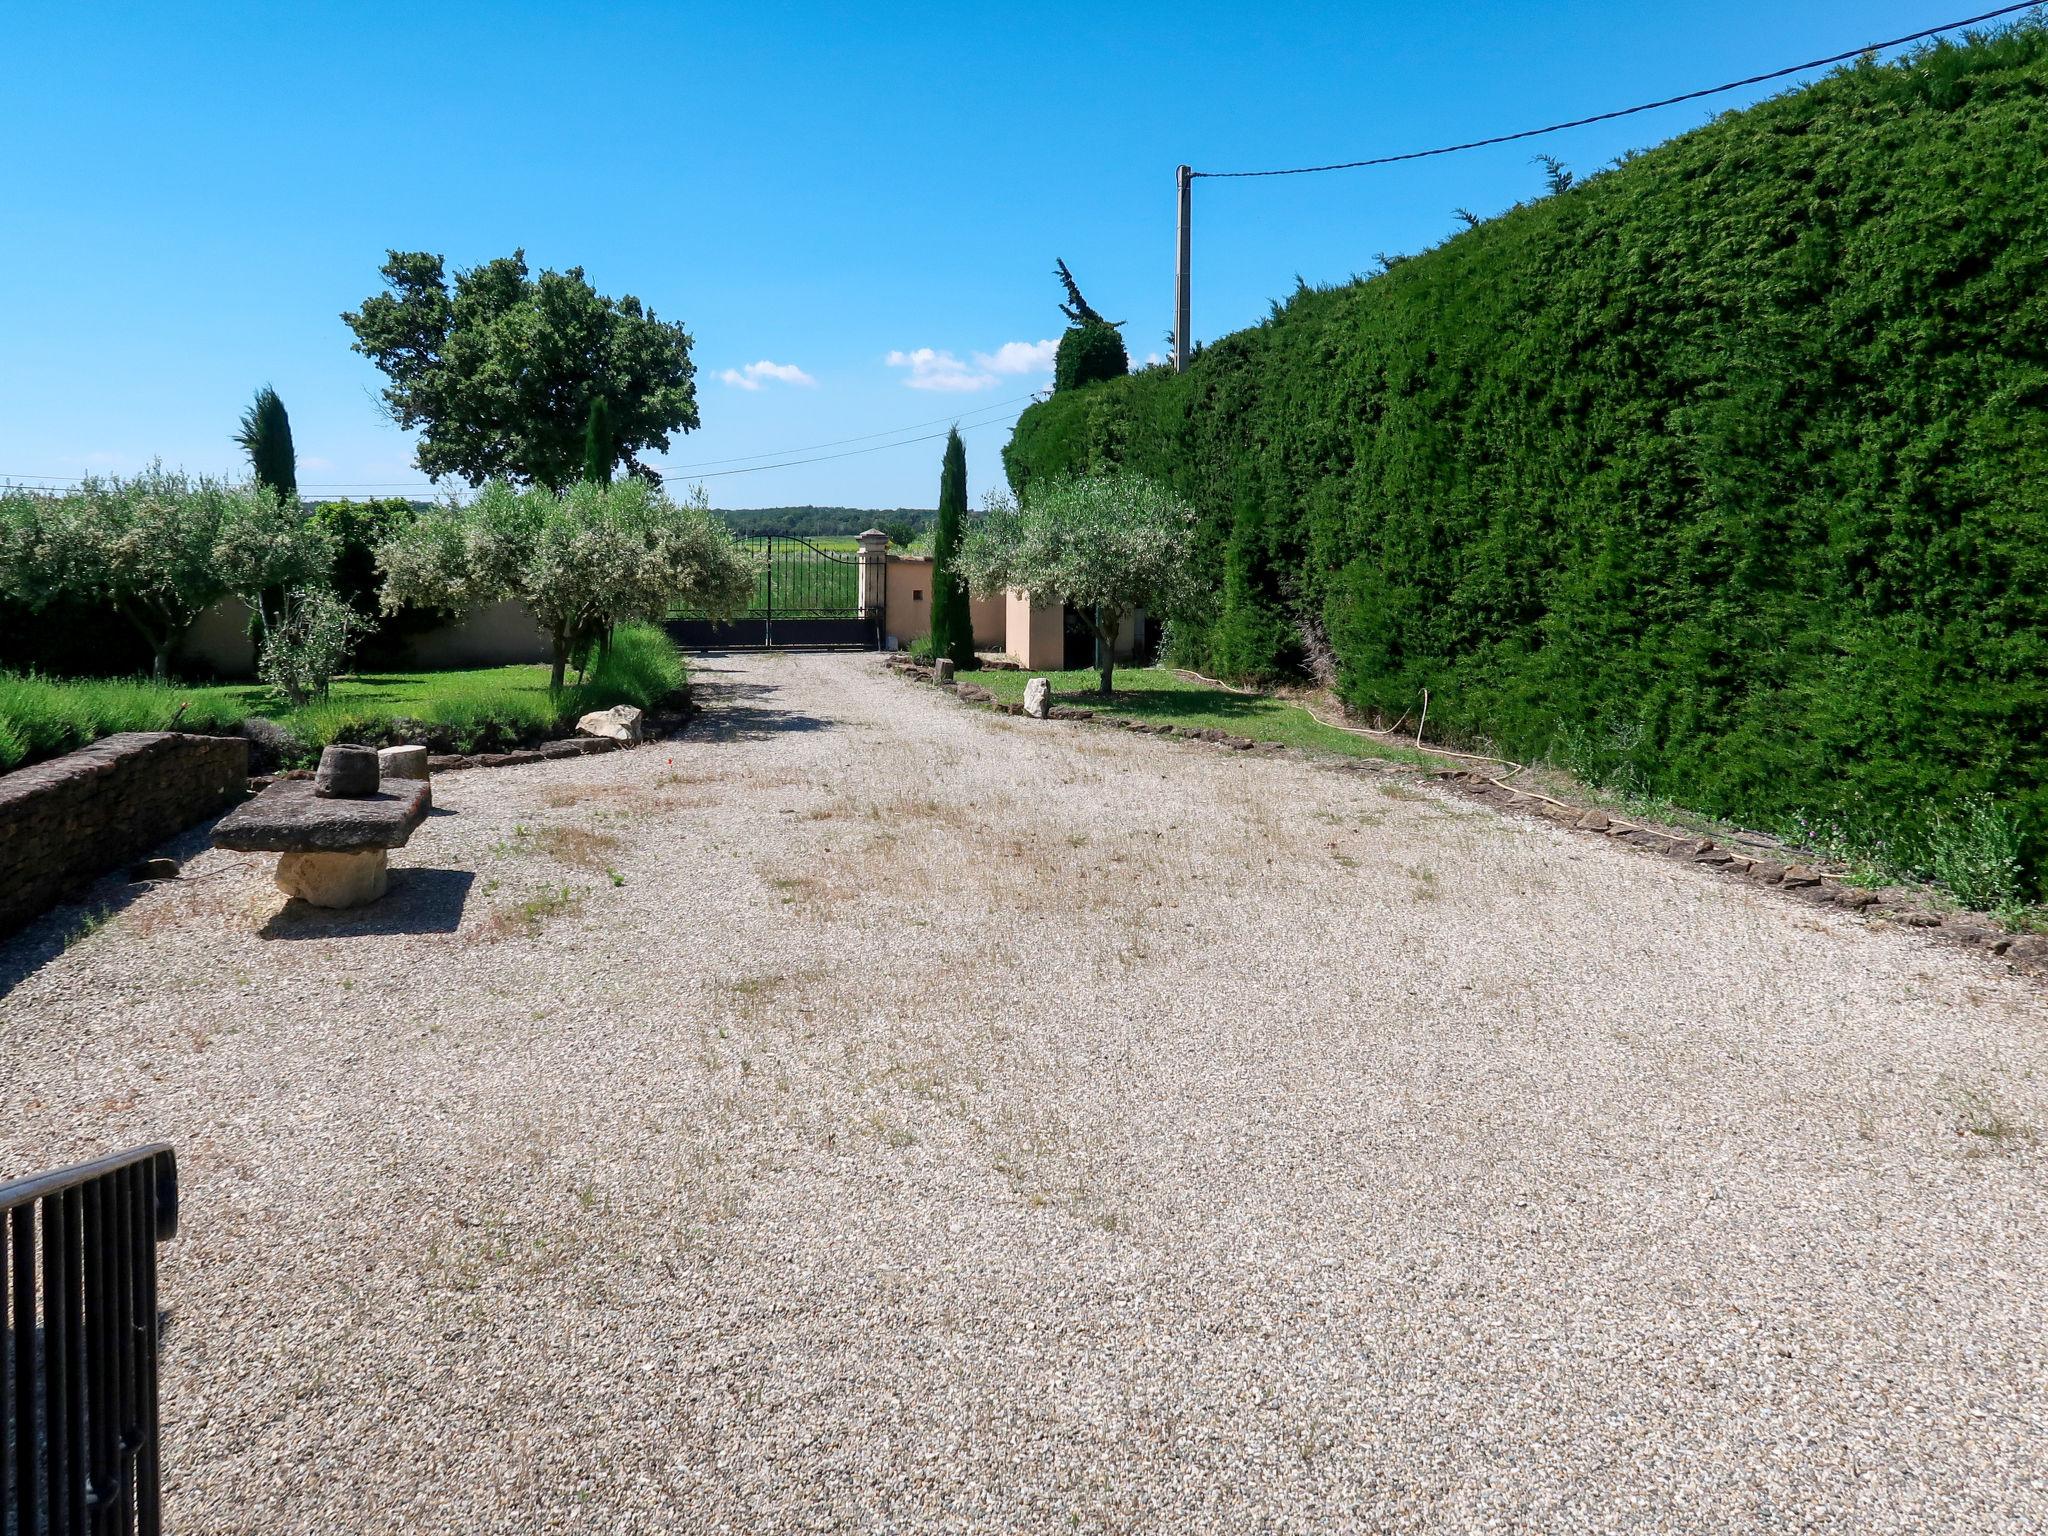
[974,339,1057,376]
[885,347,995,392]
[719,359,817,391]
[886,339,1056,392]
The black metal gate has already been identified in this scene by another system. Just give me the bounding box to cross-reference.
[666,535,878,649]
[3,1144,179,1536]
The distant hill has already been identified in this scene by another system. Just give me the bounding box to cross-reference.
[714,505,932,539]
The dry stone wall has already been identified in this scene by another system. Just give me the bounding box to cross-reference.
[0,732,248,935]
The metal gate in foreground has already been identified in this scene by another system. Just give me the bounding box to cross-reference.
[667,534,879,649]
[4,1143,179,1536]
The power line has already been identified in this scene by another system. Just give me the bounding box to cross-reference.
[686,411,1023,480]
[0,393,1045,495]
[0,410,1029,494]
[1192,2,2042,179]
[658,391,1041,471]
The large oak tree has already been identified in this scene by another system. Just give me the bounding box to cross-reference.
[344,250,698,490]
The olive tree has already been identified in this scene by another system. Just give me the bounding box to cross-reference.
[377,478,755,689]
[957,471,1197,695]
[0,468,331,680]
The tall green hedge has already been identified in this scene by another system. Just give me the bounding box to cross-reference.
[1005,27,2048,884]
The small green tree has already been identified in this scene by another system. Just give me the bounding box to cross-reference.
[377,479,755,689]
[582,397,614,484]
[957,472,1196,696]
[926,427,975,669]
[259,587,371,705]
[0,468,332,680]
[234,385,298,498]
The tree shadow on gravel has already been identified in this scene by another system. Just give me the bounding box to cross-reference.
[258,867,475,940]
[688,676,835,743]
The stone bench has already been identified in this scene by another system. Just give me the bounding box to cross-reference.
[212,745,431,908]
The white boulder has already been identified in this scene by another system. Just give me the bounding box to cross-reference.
[1023,677,1052,719]
[577,705,645,745]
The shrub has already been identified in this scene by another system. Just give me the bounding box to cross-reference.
[1054,322,1129,392]
[1929,797,2026,914]
[258,587,371,706]
[1003,24,2048,890]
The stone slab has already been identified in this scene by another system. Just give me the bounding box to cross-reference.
[212,778,430,854]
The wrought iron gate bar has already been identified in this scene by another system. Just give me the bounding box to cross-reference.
[667,534,878,649]
[3,1143,177,1536]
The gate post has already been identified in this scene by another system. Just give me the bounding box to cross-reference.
[856,528,889,647]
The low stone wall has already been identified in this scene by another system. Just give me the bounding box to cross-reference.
[0,732,249,935]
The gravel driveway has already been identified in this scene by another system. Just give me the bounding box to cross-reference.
[4,650,2046,1534]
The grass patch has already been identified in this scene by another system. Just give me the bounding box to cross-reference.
[0,622,685,771]
[486,883,586,939]
[969,666,1432,764]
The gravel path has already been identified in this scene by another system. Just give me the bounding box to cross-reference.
[5,650,2047,1534]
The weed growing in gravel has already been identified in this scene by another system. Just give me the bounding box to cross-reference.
[1946,1083,2035,1154]
[486,884,585,938]
[61,907,111,949]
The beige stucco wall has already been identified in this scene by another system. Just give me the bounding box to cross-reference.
[178,595,555,681]
[1004,590,1064,670]
[883,556,1003,651]
[404,599,553,669]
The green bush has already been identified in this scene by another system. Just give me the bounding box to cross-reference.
[1054,322,1129,392]
[1004,24,2048,892]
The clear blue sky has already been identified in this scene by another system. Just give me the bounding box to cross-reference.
[0,1,1979,511]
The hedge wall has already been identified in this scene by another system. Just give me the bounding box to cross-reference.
[1005,27,2048,884]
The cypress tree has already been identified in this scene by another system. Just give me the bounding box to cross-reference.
[927,427,975,669]
[582,397,613,483]
[234,385,297,499]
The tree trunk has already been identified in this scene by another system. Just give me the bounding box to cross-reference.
[1093,607,1123,696]
[549,629,569,692]
[152,642,172,684]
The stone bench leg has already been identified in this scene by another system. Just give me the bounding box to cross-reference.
[275,849,389,908]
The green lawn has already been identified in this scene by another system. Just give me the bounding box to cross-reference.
[0,624,684,770]
[968,665,1433,766]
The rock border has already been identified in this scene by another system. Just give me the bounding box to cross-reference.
[248,706,693,790]
[888,654,2047,982]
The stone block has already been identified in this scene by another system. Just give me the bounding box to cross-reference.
[378,745,430,781]
[314,743,381,798]
[275,848,389,908]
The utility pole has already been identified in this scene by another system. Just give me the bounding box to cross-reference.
[1174,165,1192,372]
